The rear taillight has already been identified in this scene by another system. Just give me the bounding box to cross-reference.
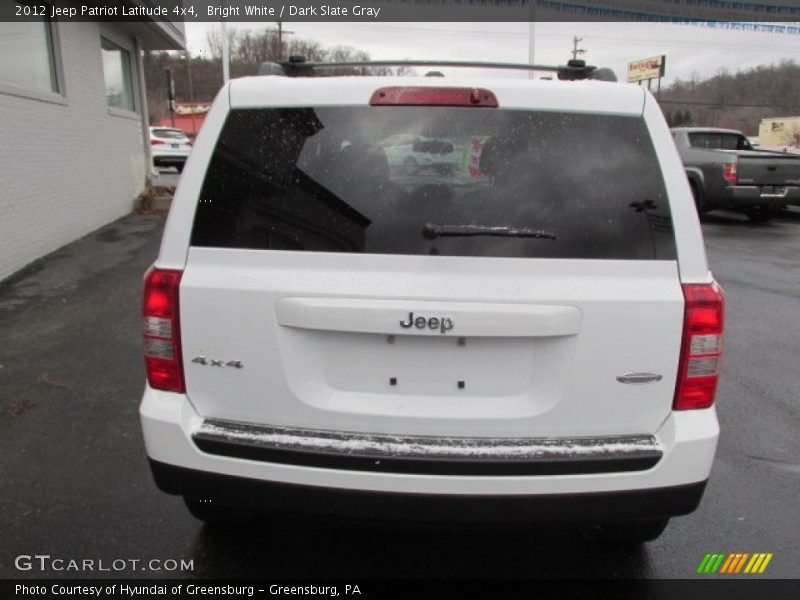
[723,162,738,185]
[674,282,725,410]
[143,267,184,393]
[150,139,165,146]
[370,86,498,107]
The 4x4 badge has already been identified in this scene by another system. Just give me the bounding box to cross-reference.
[192,357,244,369]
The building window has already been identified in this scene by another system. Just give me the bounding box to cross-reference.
[101,37,134,111]
[0,4,58,93]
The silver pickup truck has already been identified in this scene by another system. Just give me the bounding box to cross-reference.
[671,127,800,221]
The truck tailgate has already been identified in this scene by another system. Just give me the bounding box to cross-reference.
[736,151,800,186]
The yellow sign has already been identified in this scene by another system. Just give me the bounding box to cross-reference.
[175,104,210,116]
[628,55,666,82]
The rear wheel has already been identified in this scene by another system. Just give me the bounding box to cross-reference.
[581,518,669,544]
[183,497,254,525]
[689,180,709,214]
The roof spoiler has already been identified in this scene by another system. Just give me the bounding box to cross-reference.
[257,57,618,82]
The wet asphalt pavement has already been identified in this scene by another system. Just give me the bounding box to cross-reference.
[0,206,798,580]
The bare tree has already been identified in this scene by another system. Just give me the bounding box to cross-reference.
[393,66,418,77]
[286,38,326,62]
[144,30,436,123]
[205,27,238,60]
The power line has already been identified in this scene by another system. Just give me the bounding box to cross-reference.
[660,99,800,110]
[293,23,800,52]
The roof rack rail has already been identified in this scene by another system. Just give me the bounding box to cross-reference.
[257,58,618,82]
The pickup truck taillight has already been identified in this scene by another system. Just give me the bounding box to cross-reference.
[674,283,725,410]
[723,162,738,185]
[143,267,185,393]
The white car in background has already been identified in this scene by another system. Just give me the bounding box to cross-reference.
[149,127,192,173]
[382,134,459,175]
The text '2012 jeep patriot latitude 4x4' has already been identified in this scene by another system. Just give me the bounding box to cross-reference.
[140,59,724,543]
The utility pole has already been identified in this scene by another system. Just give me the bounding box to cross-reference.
[275,21,295,62]
[185,51,196,134]
[528,1,536,80]
[165,68,175,128]
[571,36,587,60]
[221,21,230,83]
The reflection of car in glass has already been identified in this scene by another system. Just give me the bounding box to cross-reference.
[381,135,458,175]
[149,127,192,173]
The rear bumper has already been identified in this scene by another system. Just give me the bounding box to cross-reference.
[192,419,662,476]
[716,185,800,207]
[150,459,707,524]
[140,387,718,520]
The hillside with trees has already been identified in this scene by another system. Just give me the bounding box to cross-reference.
[659,59,800,135]
[145,31,800,137]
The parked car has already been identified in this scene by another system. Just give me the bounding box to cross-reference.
[140,61,724,544]
[671,127,800,221]
[381,134,459,175]
[149,126,192,173]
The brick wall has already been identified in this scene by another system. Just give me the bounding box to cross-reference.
[0,22,148,281]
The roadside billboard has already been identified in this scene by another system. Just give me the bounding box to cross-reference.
[628,55,666,83]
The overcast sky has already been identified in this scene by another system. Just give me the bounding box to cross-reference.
[184,21,800,85]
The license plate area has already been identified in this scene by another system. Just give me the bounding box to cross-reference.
[761,186,787,197]
[276,328,577,421]
[306,331,536,396]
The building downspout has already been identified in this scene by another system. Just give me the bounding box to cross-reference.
[134,36,157,183]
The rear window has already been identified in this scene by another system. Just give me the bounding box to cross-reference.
[689,132,752,151]
[191,107,676,260]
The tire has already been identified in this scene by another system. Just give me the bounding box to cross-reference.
[183,496,254,525]
[581,518,669,544]
[689,180,709,214]
[745,207,775,223]
[403,156,418,175]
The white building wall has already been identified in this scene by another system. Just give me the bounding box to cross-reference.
[0,22,148,281]
[758,116,800,147]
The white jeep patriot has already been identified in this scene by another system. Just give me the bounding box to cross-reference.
[140,59,724,543]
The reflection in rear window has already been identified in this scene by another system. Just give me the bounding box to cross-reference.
[191,107,676,260]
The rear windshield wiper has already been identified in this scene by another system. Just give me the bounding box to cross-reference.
[422,223,556,241]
